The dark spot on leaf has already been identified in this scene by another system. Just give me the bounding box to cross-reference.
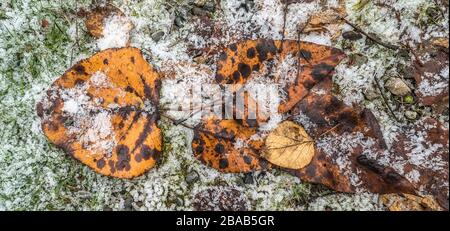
[238,63,251,78]
[195,144,204,154]
[299,49,312,60]
[103,59,109,65]
[109,160,116,173]
[232,71,241,81]
[247,47,256,59]
[219,53,227,61]
[252,64,260,72]
[116,145,131,171]
[74,64,86,75]
[96,158,106,169]
[385,171,402,184]
[245,119,258,127]
[311,63,334,81]
[214,143,225,154]
[342,31,363,41]
[141,145,160,161]
[306,165,316,177]
[302,79,315,90]
[229,44,237,52]
[256,40,277,62]
[243,155,252,165]
[219,158,229,169]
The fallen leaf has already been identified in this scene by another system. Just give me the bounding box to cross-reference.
[381,194,443,211]
[391,117,449,210]
[191,118,270,173]
[37,47,162,179]
[413,39,449,111]
[432,37,449,49]
[308,9,342,27]
[289,80,415,194]
[263,121,315,169]
[304,7,347,40]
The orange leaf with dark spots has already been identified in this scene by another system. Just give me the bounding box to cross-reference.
[37,47,162,179]
[192,118,270,173]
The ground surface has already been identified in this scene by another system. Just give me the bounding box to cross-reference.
[0,0,448,211]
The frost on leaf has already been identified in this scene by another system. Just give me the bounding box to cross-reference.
[36,47,162,179]
[413,39,449,111]
[263,121,315,170]
[289,79,415,194]
[391,117,449,210]
[191,118,270,173]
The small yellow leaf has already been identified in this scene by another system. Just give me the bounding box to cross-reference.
[380,194,443,211]
[432,37,449,49]
[263,121,315,170]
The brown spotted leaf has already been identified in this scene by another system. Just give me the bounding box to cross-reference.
[37,47,162,179]
[288,80,416,194]
[192,118,270,173]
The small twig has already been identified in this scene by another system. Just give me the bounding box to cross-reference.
[0,22,14,37]
[296,17,312,71]
[74,1,80,48]
[162,113,236,141]
[318,123,342,138]
[161,114,195,130]
[432,0,446,19]
[373,71,401,122]
[172,99,222,125]
[279,2,289,53]
[339,16,399,51]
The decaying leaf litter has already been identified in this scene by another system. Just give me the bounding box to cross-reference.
[0,1,448,210]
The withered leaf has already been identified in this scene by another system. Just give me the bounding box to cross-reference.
[263,121,315,170]
[289,80,415,194]
[391,117,449,210]
[413,39,449,110]
[37,47,162,179]
[432,37,449,49]
[381,194,443,211]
